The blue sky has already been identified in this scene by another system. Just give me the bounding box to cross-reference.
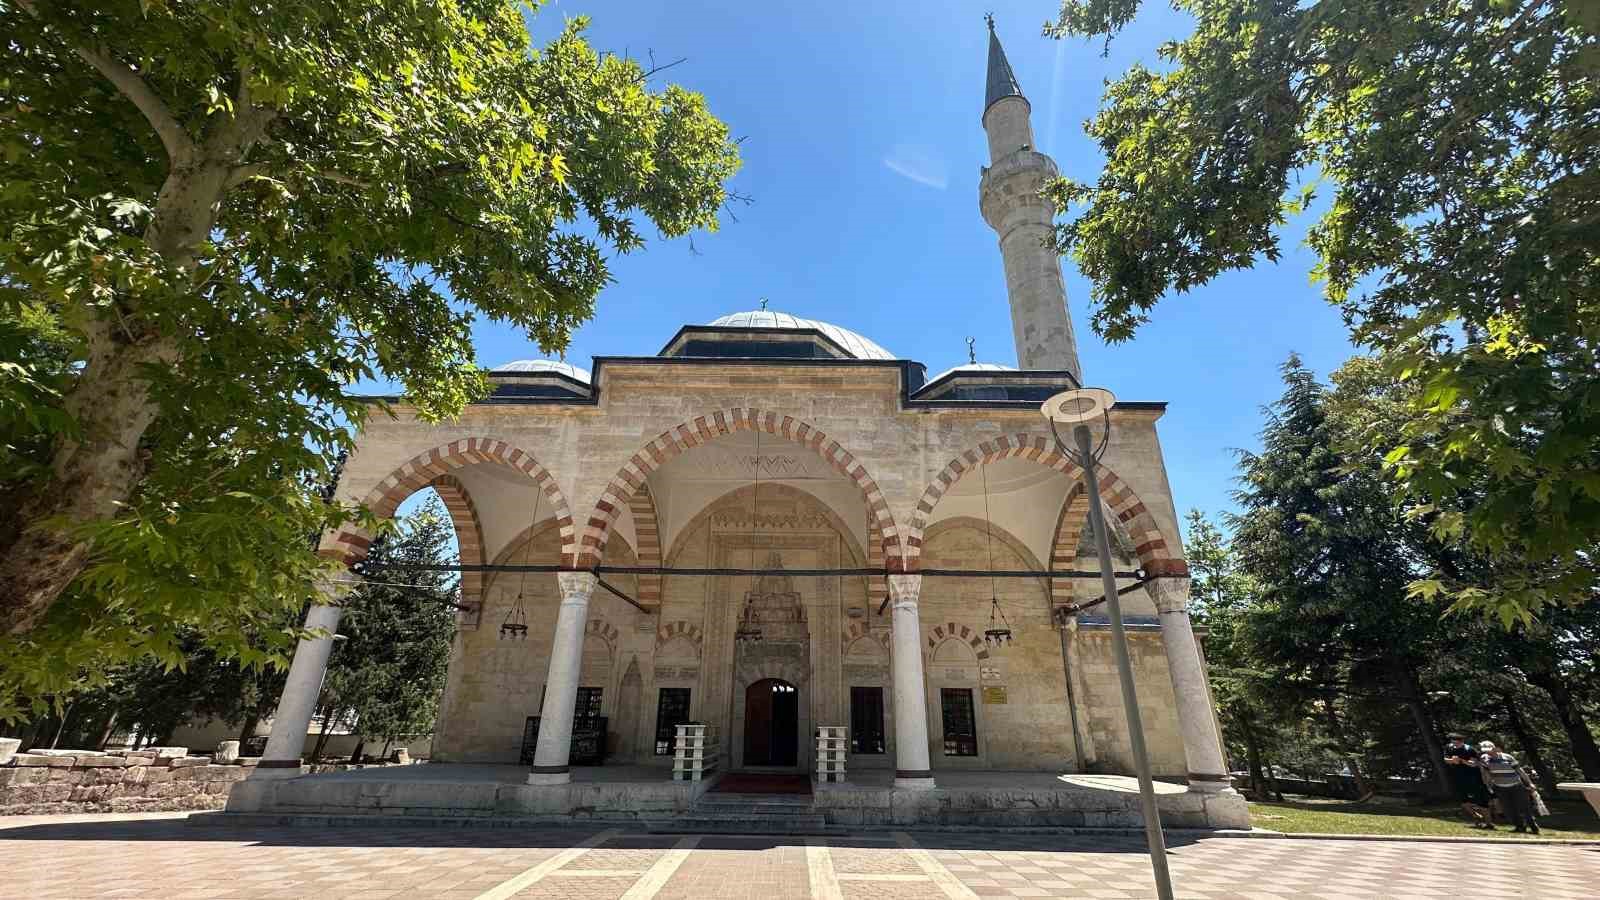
[420,0,1358,527]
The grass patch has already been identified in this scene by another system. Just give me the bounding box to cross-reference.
[1248,795,1600,840]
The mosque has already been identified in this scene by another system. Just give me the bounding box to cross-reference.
[230,23,1247,830]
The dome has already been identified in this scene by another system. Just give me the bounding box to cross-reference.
[926,361,1016,384]
[707,310,895,360]
[491,359,591,383]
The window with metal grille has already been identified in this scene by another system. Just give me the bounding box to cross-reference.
[654,688,692,755]
[575,686,603,722]
[850,686,886,754]
[940,688,978,756]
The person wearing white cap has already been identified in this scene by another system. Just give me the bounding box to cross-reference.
[1478,741,1540,834]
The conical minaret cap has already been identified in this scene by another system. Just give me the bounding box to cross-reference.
[984,17,1026,116]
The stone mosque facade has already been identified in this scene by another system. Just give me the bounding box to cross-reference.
[251,25,1238,819]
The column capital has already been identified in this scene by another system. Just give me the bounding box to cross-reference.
[887,573,922,606]
[1146,575,1192,615]
[556,570,598,601]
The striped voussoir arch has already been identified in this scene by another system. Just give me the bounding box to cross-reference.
[843,620,890,651]
[655,620,703,651]
[626,484,663,608]
[429,473,485,610]
[925,620,992,661]
[866,520,888,611]
[1049,484,1089,605]
[906,433,1187,579]
[580,408,899,568]
[323,437,575,568]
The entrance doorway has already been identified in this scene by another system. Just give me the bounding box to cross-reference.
[743,678,799,767]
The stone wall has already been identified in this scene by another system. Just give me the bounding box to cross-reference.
[0,749,253,815]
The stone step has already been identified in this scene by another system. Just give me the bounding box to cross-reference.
[644,814,839,835]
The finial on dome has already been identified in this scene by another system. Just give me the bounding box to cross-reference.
[966,336,977,364]
[985,11,995,31]
[759,297,769,310]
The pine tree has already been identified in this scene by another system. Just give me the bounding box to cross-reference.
[1231,355,1452,796]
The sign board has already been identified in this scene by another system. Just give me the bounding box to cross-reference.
[982,686,1008,705]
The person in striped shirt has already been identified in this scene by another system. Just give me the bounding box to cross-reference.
[1478,741,1540,834]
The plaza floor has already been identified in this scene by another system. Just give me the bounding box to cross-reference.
[1,812,1596,899]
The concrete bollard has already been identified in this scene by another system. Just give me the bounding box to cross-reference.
[0,738,19,766]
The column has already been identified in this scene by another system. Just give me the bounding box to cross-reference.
[528,571,598,785]
[1151,576,1235,793]
[259,579,349,772]
[888,574,935,789]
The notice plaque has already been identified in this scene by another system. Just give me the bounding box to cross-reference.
[982,686,1008,705]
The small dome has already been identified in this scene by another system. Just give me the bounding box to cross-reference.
[491,359,591,383]
[707,310,895,360]
[926,361,1015,384]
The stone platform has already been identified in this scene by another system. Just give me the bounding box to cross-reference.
[219,763,1249,830]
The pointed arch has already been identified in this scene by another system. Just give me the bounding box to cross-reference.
[626,483,663,607]
[322,437,575,568]
[906,433,1185,578]
[428,473,485,615]
[581,408,899,568]
[924,620,992,662]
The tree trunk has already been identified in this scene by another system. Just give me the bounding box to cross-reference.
[51,703,75,749]
[237,712,261,745]
[1237,714,1268,799]
[1395,661,1451,797]
[1530,673,1600,780]
[98,712,120,751]
[1258,748,1284,801]
[0,153,232,634]
[1502,698,1558,796]
[1323,705,1372,799]
[350,738,366,765]
[310,706,337,763]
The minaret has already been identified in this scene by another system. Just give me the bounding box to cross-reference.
[978,18,1082,381]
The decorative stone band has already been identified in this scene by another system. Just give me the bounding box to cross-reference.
[1188,771,1232,783]
[529,765,570,774]
[256,759,305,769]
[583,408,900,568]
[895,769,933,779]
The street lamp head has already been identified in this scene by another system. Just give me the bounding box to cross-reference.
[1041,388,1115,424]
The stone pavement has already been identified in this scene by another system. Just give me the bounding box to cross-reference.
[1,813,1596,899]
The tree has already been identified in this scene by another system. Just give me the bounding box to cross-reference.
[0,1,740,644]
[1185,508,1288,800]
[312,498,457,759]
[1045,0,1600,620]
[1230,356,1453,795]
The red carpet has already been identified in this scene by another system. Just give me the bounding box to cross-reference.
[709,773,812,794]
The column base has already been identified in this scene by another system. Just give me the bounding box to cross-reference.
[246,763,309,780]
[894,775,937,790]
[526,771,572,786]
[1186,773,1237,794]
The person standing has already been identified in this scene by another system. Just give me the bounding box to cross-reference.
[1479,741,1540,834]
[1443,733,1493,828]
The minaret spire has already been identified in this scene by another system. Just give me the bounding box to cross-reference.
[978,18,1083,381]
[984,15,1025,117]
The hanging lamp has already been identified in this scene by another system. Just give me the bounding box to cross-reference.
[978,452,1014,647]
[499,479,542,640]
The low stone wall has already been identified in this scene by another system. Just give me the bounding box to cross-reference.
[0,748,255,815]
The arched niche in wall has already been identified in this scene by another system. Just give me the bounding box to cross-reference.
[927,633,988,769]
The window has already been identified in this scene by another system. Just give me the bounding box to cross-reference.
[575,686,604,723]
[655,688,692,755]
[850,687,886,754]
[940,688,978,757]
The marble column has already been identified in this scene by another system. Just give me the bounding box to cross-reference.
[259,578,350,772]
[888,574,935,789]
[528,571,598,786]
[1151,576,1235,793]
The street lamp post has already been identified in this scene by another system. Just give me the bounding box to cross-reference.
[1043,389,1174,900]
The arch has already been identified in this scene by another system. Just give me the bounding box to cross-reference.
[627,484,663,607]
[925,620,992,662]
[843,621,891,652]
[429,474,485,613]
[585,618,620,653]
[655,620,703,651]
[582,408,900,568]
[323,437,575,567]
[906,433,1186,578]
[1049,484,1088,605]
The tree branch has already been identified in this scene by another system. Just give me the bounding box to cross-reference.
[17,0,193,162]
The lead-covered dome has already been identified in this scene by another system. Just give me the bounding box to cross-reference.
[925,361,1015,385]
[707,310,895,360]
[490,359,591,383]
